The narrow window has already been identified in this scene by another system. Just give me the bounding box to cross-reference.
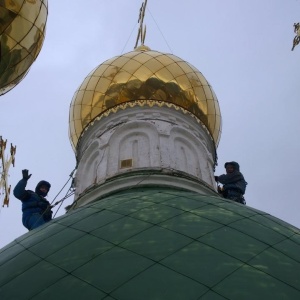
[120,159,133,169]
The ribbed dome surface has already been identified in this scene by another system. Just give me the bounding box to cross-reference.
[69,48,221,150]
[1,188,300,299]
[0,0,48,95]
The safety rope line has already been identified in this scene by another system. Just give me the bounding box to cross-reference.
[121,22,138,54]
[147,8,173,53]
[50,168,76,206]
[69,170,156,211]
[51,190,75,209]
[69,166,212,211]
[30,167,77,229]
[52,190,75,218]
[31,166,218,226]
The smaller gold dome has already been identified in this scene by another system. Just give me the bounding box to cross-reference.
[0,0,48,96]
[69,47,222,150]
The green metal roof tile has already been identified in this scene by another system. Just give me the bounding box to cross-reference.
[213,265,300,300]
[200,290,227,300]
[290,232,300,245]
[112,264,209,300]
[229,218,287,246]
[236,206,268,216]
[0,260,67,299]
[198,226,269,262]
[153,190,195,197]
[139,188,183,195]
[249,214,296,238]
[120,225,192,261]
[0,248,41,286]
[28,227,86,258]
[160,212,223,239]
[71,210,124,232]
[161,241,243,287]
[140,190,183,203]
[31,275,107,300]
[192,195,226,205]
[161,196,209,211]
[129,190,172,200]
[17,222,67,248]
[107,198,155,215]
[191,204,245,225]
[215,201,259,218]
[265,214,300,234]
[91,216,153,245]
[163,191,213,201]
[129,203,183,224]
[0,240,20,254]
[72,246,154,293]
[90,192,141,209]
[274,238,300,263]
[56,207,101,227]
[249,247,300,290]
[14,220,52,243]
[1,187,300,299]
[46,234,114,272]
[0,242,26,267]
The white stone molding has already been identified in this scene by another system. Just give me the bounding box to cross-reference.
[71,170,219,209]
[74,106,217,200]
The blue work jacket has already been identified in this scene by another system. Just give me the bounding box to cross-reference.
[13,179,52,228]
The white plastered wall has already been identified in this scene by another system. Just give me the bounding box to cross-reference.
[75,106,216,199]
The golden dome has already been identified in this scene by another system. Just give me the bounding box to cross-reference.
[69,47,222,150]
[0,0,48,96]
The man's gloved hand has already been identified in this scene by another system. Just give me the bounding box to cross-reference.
[22,169,32,180]
[214,176,219,181]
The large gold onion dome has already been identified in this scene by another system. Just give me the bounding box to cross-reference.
[0,0,48,96]
[69,45,222,150]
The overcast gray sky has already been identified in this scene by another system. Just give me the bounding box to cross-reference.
[1,0,299,248]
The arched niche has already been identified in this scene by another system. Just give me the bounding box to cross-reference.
[107,121,160,176]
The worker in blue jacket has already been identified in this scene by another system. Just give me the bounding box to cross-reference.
[13,169,52,230]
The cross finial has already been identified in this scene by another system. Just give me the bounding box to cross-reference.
[134,0,148,49]
[0,136,16,207]
[292,22,300,51]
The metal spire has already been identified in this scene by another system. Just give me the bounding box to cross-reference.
[134,0,148,49]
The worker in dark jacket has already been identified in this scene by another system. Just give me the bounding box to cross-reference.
[13,169,52,230]
[215,161,247,204]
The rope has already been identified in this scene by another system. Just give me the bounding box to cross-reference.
[147,8,173,53]
[50,168,76,206]
[69,167,195,211]
[30,167,77,229]
[52,189,75,218]
[121,22,138,54]
[69,169,155,211]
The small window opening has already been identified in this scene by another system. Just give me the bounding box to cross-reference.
[120,159,133,169]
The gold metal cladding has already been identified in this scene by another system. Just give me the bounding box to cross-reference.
[73,100,218,155]
[0,0,48,96]
[69,48,222,150]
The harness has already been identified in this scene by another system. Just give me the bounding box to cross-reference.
[218,186,246,205]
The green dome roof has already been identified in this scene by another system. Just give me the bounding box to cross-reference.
[1,187,300,299]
